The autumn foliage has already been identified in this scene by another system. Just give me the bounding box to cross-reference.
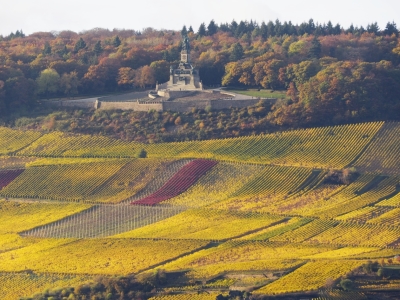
[0,21,400,127]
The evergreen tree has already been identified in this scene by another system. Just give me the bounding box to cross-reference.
[298,22,308,35]
[188,25,194,33]
[197,23,206,37]
[235,21,247,37]
[230,20,238,34]
[248,20,256,33]
[274,19,283,36]
[93,41,103,55]
[314,24,324,36]
[162,50,169,62]
[42,42,52,55]
[326,21,334,35]
[347,24,355,34]
[207,20,218,36]
[308,36,322,59]
[60,45,68,56]
[181,25,188,37]
[333,23,341,35]
[112,35,121,47]
[260,22,268,39]
[74,38,86,52]
[367,22,380,34]
[287,21,296,35]
[384,21,398,36]
[219,22,230,32]
[307,19,316,34]
[15,30,25,38]
[266,21,275,37]
[358,26,366,34]
[230,42,244,61]
[282,21,290,35]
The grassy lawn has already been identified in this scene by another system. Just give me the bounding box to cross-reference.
[225,88,288,99]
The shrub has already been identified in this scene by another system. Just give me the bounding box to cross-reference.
[137,149,147,158]
[377,267,386,277]
[174,116,182,125]
[340,278,354,291]
[362,261,379,274]
[324,168,358,185]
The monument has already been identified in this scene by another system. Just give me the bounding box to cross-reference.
[86,35,269,112]
[164,35,202,91]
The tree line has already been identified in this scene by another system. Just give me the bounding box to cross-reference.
[1,19,400,127]
[187,19,398,39]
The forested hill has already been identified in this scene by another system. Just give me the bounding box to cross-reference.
[0,19,400,128]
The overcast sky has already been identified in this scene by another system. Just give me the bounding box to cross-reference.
[1,0,399,36]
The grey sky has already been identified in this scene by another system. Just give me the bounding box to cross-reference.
[1,0,399,36]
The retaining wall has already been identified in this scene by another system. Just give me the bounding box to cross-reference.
[44,100,96,109]
[97,101,163,111]
[44,97,276,112]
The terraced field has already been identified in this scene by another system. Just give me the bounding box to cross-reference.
[157,241,327,280]
[0,127,42,155]
[0,273,94,300]
[132,159,218,206]
[0,169,24,189]
[0,156,37,169]
[0,239,208,275]
[1,121,400,299]
[0,200,91,235]
[17,131,141,158]
[162,162,263,207]
[113,209,285,240]
[254,260,364,294]
[144,122,384,168]
[353,122,400,175]
[211,165,315,211]
[0,161,127,201]
[22,204,185,238]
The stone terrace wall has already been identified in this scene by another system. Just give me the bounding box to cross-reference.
[44,97,276,112]
[163,100,208,112]
[44,99,96,109]
[97,101,163,111]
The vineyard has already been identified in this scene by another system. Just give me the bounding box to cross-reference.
[0,169,24,189]
[113,209,285,240]
[353,122,400,175]
[0,127,42,155]
[21,204,185,238]
[0,238,209,274]
[0,272,94,300]
[162,162,263,207]
[144,122,384,168]
[132,159,218,206]
[1,121,400,299]
[254,260,364,294]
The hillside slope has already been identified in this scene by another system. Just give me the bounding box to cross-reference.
[0,121,399,299]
